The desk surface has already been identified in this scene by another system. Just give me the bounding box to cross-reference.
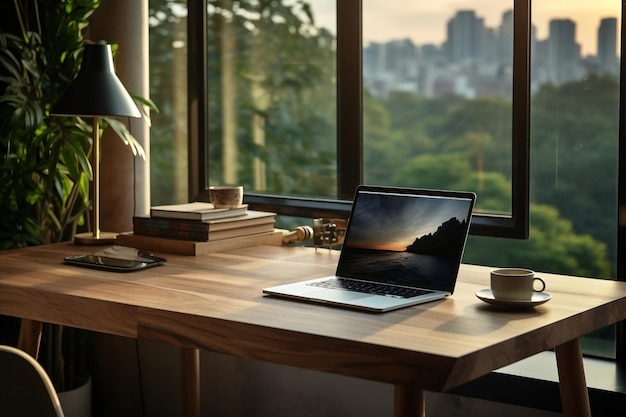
[1,242,625,393]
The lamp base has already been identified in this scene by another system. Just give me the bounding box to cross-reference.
[73,231,118,245]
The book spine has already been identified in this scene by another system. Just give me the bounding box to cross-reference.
[133,215,276,232]
[115,230,284,256]
[133,225,209,241]
[208,216,276,231]
[209,223,276,240]
[134,217,209,232]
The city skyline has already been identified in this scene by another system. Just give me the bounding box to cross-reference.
[311,1,619,57]
[362,7,618,99]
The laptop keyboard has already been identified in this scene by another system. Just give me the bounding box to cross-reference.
[307,278,433,299]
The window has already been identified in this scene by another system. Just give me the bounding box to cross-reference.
[189,0,530,237]
[149,0,189,204]
[149,0,623,358]
[361,1,530,239]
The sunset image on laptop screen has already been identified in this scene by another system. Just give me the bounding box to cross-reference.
[336,191,473,292]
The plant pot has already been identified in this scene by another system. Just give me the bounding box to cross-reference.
[58,376,92,417]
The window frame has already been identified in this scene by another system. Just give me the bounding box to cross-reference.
[188,0,531,239]
[617,1,626,360]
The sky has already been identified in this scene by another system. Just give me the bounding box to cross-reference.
[346,193,472,251]
[311,0,620,57]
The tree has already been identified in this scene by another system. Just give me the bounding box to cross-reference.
[531,75,619,267]
[429,97,512,178]
[0,0,99,248]
[148,0,188,204]
[148,0,337,201]
[363,91,397,184]
[367,89,613,278]
[465,204,612,279]
[206,0,336,195]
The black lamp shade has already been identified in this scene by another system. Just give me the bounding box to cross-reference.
[51,43,141,118]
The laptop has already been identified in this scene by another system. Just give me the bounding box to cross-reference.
[263,185,476,312]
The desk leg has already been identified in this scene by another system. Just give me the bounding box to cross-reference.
[17,319,43,359]
[555,338,591,417]
[394,384,425,417]
[181,347,200,417]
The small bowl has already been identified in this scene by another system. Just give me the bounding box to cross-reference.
[208,186,243,209]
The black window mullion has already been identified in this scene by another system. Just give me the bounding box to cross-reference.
[510,0,531,239]
[336,0,363,199]
[615,0,626,360]
[188,0,208,199]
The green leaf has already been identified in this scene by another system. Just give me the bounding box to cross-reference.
[0,0,148,248]
[61,135,92,181]
[104,118,147,159]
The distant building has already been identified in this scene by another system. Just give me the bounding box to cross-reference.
[446,10,485,63]
[547,19,581,84]
[362,9,618,99]
[363,39,419,97]
[597,17,618,75]
[499,10,514,62]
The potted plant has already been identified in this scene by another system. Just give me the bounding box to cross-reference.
[1,0,94,248]
[0,0,155,407]
[0,0,151,249]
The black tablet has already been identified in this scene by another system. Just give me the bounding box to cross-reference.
[64,249,166,273]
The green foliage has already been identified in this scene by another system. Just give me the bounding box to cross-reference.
[147,0,188,203]
[368,76,617,278]
[531,74,619,268]
[148,0,337,203]
[392,153,473,189]
[207,0,337,194]
[0,0,100,249]
[390,153,512,213]
[1,0,152,249]
[465,204,612,279]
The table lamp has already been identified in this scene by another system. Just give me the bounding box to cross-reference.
[51,43,141,245]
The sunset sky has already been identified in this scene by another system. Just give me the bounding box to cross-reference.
[312,0,620,56]
[346,193,472,252]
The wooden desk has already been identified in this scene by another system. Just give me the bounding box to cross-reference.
[1,242,625,417]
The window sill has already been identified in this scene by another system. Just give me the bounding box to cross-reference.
[449,352,626,415]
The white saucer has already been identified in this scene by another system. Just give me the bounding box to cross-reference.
[475,289,551,309]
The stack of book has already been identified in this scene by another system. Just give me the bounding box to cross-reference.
[115,202,282,255]
[135,202,275,241]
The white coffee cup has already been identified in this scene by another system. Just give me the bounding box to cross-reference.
[490,268,546,301]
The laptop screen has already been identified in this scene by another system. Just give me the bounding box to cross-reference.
[335,186,475,293]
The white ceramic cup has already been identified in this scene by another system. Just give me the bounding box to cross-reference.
[208,185,243,209]
[490,268,546,301]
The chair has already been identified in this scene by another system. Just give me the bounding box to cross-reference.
[0,345,65,417]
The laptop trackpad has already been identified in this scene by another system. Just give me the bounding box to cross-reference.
[307,288,369,303]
